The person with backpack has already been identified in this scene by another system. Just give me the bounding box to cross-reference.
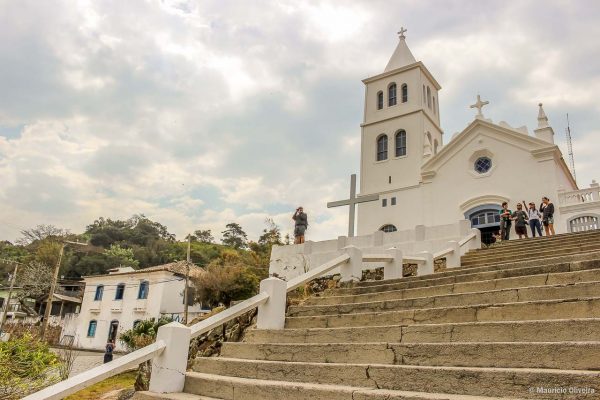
[523,200,542,237]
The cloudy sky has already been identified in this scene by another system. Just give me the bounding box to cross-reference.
[1,0,599,243]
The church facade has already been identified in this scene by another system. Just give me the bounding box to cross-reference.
[356,32,600,240]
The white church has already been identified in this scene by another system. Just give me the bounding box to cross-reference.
[270,31,600,278]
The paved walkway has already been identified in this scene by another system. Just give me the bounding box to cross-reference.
[52,349,124,377]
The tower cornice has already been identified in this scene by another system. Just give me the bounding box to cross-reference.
[362,61,441,90]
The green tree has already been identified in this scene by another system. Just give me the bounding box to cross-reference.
[192,262,259,308]
[221,223,248,250]
[103,244,139,269]
[0,334,60,399]
[17,225,69,246]
[193,229,215,244]
[119,318,172,391]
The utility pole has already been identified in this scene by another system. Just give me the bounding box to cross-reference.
[0,261,19,335]
[183,234,191,325]
[40,240,87,340]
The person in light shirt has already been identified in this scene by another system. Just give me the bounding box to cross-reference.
[522,200,542,237]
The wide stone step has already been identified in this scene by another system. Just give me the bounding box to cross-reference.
[289,281,600,317]
[192,358,600,399]
[285,297,600,329]
[463,235,600,257]
[305,268,600,306]
[329,258,600,297]
[134,393,221,400]
[245,319,600,344]
[352,251,600,291]
[183,372,513,400]
[461,243,600,266]
[466,230,600,252]
[353,252,600,289]
[221,341,600,370]
[463,230,600,254]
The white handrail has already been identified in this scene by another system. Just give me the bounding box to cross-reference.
[433,247,453,259]
[362,254,394,262]
[22,340,166,400]
[458,232,477,247]
[403,256,426,263]
[286,254,350,292]
[190,291,269,338]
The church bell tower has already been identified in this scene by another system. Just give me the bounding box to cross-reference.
[359,29,443,198]
[360,28,442,195]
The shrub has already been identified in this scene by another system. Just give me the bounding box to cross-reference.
[192,264,259,308]
[0,333,60,399]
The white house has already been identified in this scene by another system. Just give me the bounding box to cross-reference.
[356,31,600,241]
[62,262,207,352]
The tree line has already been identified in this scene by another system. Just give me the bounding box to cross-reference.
[0,214,288,307]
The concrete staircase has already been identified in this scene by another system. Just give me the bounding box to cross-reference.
[139,230,600,399]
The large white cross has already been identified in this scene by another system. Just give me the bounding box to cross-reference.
[327,174,380,237]
[398,27,407,39]
[470,94,489,119]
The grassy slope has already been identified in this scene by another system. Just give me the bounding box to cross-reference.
[64,371,136,400]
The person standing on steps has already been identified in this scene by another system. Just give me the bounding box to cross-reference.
[512,203,529,239]
[292,206,308,244]
[499,202,512,241]
[541,196,555,236]
[523,200,543,237]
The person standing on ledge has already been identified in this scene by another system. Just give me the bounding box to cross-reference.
[292,206,308,244]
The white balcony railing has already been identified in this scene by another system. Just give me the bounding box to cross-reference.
[23,228,481,400]
[558,186,600,206]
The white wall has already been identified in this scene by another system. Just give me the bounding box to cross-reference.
[270,220,470,280]
[357,122,586,236]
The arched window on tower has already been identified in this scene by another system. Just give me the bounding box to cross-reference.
[432,96,436,114]
[376,91,383,110]
[377,135,388,161]
[401,84,408,103]
[422,85,426,104]
[395,130,407,157]
[388,83,397,106]
[427,86,432,109]
[433,139,439,155]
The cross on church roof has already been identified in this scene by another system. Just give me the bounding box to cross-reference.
[398,27,407,39]
[470,94,489,119]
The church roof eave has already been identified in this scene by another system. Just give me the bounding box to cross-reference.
[362,62,442,90]
[420,118,567,175]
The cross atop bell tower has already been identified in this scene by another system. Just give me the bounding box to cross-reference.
[397,27,407,39]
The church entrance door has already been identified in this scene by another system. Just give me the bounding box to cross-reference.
[465,205,502,245]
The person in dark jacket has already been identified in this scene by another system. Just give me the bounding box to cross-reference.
[104,340,115,363]
[292,207,308,244]
[541,196,555,236]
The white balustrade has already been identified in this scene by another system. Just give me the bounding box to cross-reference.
[559,187,600,206]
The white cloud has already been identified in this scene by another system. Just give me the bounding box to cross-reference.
[0,0,599,245]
